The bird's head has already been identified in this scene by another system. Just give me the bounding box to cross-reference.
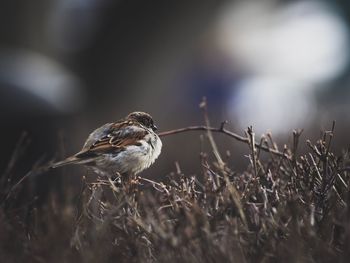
[127,111,158,131]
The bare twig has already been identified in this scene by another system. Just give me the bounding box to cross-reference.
[292,129,303,165]
[2,132,30,185]
[199,97,225,168]
[158,126,290,160]
[247,126,258,178]
[4,160,50,201]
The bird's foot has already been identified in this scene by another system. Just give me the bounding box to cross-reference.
[130,176,142,186]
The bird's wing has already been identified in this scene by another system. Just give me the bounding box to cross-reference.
[75,121,148,159]
[82,122,114,149]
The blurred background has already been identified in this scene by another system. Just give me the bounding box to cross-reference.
[1,0,350,198]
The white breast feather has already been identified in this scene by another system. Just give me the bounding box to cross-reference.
[95,132,162,176]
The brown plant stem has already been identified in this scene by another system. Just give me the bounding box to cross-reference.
[158,125,291,160]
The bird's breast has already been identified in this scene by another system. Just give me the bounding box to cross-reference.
[96,133,162,175]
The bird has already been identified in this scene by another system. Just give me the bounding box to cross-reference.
[52,112,162,179]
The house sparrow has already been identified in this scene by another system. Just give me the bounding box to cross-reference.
[52,112,162,178]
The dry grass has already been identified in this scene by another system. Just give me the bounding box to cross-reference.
[1,109,350,262]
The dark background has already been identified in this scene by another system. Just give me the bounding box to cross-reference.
[1,0,350,199]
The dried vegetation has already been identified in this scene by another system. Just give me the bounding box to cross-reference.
[1,102,350,262]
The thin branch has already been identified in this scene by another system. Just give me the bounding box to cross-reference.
[199,97,225,168]
[158,125,291,160]
[247,126,258,178]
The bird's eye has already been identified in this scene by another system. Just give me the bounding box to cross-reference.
[151,123,158,131]
[140,118,150,127]
[146,119,152,127]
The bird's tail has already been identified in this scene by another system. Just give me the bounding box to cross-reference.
[51,156,81,169]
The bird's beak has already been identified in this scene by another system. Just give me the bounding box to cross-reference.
[151,124,158,131]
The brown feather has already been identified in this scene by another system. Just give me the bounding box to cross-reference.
[76,127,148,157]
[51,111,161,176]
